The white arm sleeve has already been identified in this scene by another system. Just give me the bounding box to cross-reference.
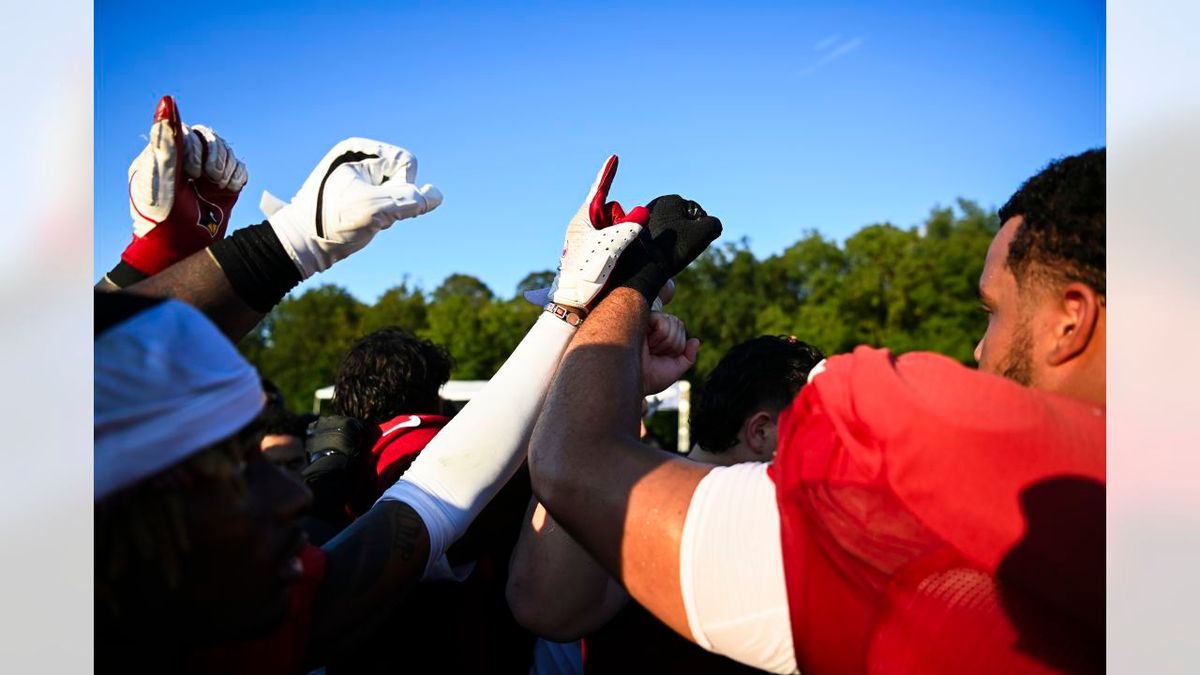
[378,313,574,578]
[679,462,798,674]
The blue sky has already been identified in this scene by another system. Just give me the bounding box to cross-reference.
[95,0,1104,302]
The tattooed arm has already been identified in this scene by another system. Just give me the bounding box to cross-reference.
[306,500,431,662]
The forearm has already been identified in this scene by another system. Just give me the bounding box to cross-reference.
[125,222,302,342]
[309,499,431,663]
[530,287,710,639]
[126,249,264,341]
[507,499,627,641]
[378,312,576,575]
[531,288,649,506]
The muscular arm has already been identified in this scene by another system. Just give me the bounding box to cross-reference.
[506,498,629,641]
[304,312,578,664]
[126,250,264,342]
[307,499,431,663]
[528,287,712,639]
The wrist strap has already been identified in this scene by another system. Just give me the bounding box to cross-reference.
[543,302,586,327]
[209,222,302,313]
[103,260,149,290]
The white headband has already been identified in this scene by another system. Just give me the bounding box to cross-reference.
[94,299,264,500]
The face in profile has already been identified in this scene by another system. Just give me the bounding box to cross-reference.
[174,431,313,639]
[975,217,1035,385]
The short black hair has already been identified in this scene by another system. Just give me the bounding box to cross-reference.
[331,327,452,425]
[998,148,1105,296]
[690,336,825,453]
[258,404,309,438]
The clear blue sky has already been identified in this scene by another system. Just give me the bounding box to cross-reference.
[95,0,1104,302]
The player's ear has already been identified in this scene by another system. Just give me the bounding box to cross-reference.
[744,411,775,456]
[1045,281,1102,367]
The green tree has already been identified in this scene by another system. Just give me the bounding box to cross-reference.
[360,282,429,335]
[239,198,1000,407]
[239,284,364,410]
[423,274,518,379]
[516,270,557,296]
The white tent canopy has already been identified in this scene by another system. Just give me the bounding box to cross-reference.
[312,379,692,451]
[312,380,489,413]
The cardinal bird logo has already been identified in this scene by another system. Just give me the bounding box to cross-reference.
[191,180,225,238]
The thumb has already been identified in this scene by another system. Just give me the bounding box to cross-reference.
[683,337,700,364]
[260,190,288,218]
[373,182,443,223]
[152,96,185,191]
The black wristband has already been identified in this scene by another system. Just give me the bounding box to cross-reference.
[209,222,302,313]
[103,260,149,289]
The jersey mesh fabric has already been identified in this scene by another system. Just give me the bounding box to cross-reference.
[770,347,1104,674]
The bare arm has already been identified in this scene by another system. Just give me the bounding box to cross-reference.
[506,498,629,641]
[126,250,265,342]
[529,287,712,640]
[306,500,430,663]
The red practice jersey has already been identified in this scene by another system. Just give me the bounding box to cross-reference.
[771,347,1104,674]
[346,413,449,517]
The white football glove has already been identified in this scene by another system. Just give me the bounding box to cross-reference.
[523,155,650,311]
[121,96,248,276]
[260,138,443,279]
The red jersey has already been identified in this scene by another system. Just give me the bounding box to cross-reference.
[346,413,449,517]
[771,347,1104,674]
[189,544,327,674]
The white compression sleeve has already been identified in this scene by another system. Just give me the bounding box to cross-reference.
[679,462,798,674]
[378,313,575,578]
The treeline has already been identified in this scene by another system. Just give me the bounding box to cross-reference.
[239,199,998,410]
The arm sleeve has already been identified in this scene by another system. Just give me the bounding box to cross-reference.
[679,462,798,674]
[378,313,575,578]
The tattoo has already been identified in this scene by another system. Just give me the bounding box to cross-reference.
[390,500,424,563]
[310,500,431,660]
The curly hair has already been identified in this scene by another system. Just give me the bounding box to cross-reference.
[690,336,825,453]
[999,148,1105,296]
[331,327,453,425]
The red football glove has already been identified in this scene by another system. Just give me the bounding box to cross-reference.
[121,96,247,276]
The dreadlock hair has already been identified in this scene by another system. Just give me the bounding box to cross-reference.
[95,419,262,623]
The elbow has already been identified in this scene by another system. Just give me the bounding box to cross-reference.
[527,416,579,514]
[505,568,588,642]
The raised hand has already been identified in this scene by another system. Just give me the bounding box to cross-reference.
[524,155,650,311]
[261,138,443,279]
[122,96,247,276]
[610,194,723,305]
[642,312,699,395]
